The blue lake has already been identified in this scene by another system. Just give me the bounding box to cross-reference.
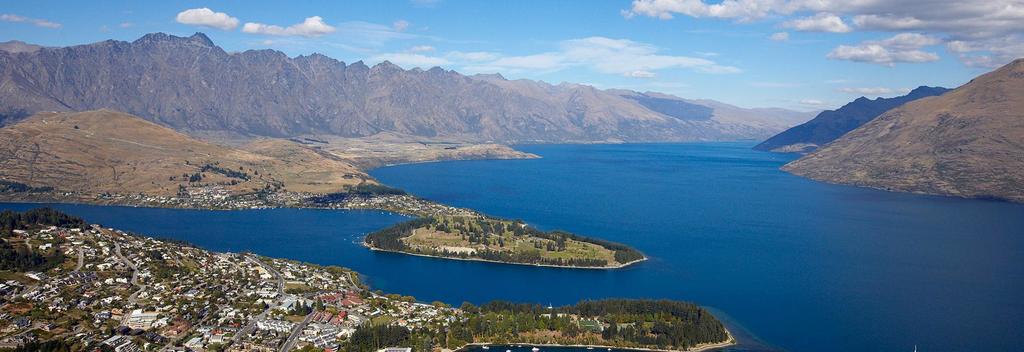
[3,142,1023,352]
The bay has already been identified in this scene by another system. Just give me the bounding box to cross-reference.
[3,142,1022,352]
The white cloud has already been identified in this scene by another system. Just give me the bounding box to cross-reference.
[944,35,1024,68]
[827,45,938,66]
[175,8,238,30]
[623,0,1024,67]
[393,19,410,32]
[875,33,942,50]
[469,53,566,72]
[770,32,789,41]
[799,99,831,108]
[750,81,799,88]
[333,21,418,46]
[461,37,740,75]
[837,87,910,95]
[783,13,851,33]
[376,37,740,77]
[0,13,61,29]
[447,51,500,62]
[371,53,451,68]
[408,45,435,53]
[827,33,941,66]
[623,0,796,21]
[243,16,336,37]
[625,70,657,78]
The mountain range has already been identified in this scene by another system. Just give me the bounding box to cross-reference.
[754,86,949,153]
[784,59,1024,202]
[0,32,812,143]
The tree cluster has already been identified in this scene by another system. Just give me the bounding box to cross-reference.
[446,299,728,350]
[1,208,87,237]
[0,180,53,194]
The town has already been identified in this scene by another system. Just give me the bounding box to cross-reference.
[0,210,458,352]
[0,186,478,219]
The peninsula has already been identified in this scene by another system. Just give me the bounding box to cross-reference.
[0,207,729,351]
[364,215,646,269]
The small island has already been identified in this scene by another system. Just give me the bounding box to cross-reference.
[364,215,646,269]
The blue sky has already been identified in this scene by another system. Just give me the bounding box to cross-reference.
[2,0,1020,110]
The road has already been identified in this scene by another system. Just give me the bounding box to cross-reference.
[72,245,84,272]
[112,234,146,305]
[236,255,285,339]
[279,312,313,352]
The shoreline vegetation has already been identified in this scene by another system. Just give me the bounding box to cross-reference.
[431,300,734,352]
[365,243,647,270]
[453,330,737,352]
[364,216,646,269]
[0,207,732,352]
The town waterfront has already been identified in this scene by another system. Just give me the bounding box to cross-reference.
[3,142,1023,352]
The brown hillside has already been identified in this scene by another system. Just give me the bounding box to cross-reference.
[0,110,370,196]
[783,59,1024,202]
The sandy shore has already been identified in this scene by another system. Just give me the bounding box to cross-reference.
[363,241,647,270]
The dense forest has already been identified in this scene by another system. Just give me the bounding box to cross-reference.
[0,208,88,237]
[346,299,729,352]
[364,216,644,267]
[0,208,81,272]
[0,239,65,272]
[345,323,437,352]
[307,182,407,204]
[364,217,434,251]
[457,300,729,349]
[0,180,54,194]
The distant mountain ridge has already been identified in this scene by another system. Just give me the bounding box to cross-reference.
[783,59,1024,202]
[754,86,949,153]
[0,32,811,143]
[0,40,43,54]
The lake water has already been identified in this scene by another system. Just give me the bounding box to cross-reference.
[3,142,1023,352]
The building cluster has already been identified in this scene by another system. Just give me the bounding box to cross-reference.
[0,221,461,351]
[316,194,479,218]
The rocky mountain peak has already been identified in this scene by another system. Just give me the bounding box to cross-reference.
[0,31,810,143]
[131,32,216,48]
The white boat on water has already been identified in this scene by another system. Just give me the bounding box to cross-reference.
[482,347,489,350]
[532,348,540,352]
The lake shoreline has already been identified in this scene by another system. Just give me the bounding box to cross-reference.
[363,241,648,270]
[451,328,736,352]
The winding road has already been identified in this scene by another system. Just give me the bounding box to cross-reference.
[112,234,146,305]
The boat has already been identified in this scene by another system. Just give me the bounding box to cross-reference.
[587,348,594,350]
[482,347,489,350]
[532,348,540,352]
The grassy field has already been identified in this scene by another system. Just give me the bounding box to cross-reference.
[399,216,619,266]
